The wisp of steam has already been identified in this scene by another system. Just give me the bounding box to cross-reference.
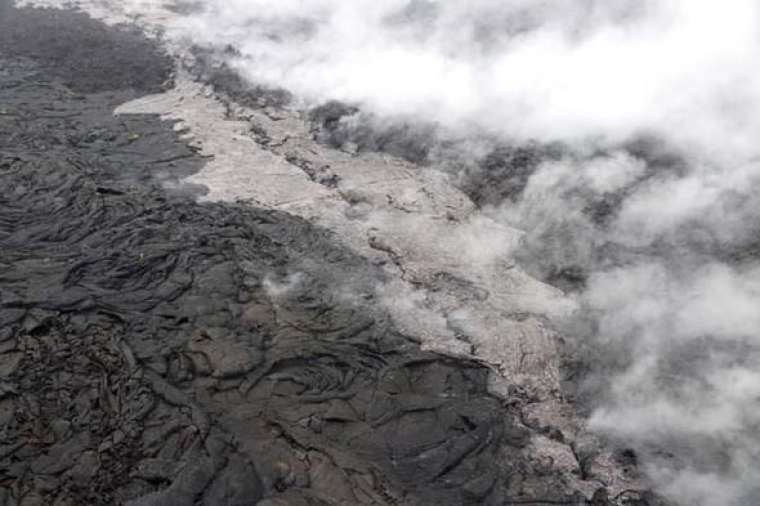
[176,2,760,504]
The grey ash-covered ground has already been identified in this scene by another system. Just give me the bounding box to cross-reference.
[0,3,666,505]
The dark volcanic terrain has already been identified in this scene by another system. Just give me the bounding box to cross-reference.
[0,2,664,505]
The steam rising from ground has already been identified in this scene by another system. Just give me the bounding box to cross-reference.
[179,0,760,163]
[174,2,760,504]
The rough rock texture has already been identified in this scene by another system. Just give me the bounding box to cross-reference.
[1,1,667,505]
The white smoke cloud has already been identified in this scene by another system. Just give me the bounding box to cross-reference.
[495,150,760,505]
[176,0,760,164]
[175,1,760,504]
